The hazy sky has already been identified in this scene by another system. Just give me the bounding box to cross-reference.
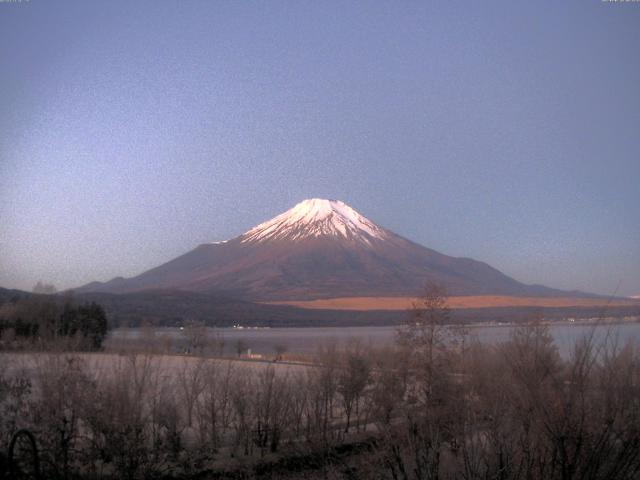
[1,1,639,296]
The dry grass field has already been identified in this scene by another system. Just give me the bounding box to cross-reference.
[267,295,640,311]
[0,351,309,379]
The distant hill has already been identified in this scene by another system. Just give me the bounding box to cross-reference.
[0,287,34,303]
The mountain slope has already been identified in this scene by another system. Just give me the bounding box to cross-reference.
[77,199,589,300]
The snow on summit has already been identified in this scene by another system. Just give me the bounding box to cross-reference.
[241,199,388,244]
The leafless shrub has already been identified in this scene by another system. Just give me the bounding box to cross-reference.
[236,339,249,357]
[181,320,209,355]
[0,358,32,454]
[306,344,340,447]
[230,372,255,457]
[177,358,206,429]
[29,354,94,479]
[195,359,235,452]
[253,365,292,455]
[78,355,165,479]
[337,340,371,433]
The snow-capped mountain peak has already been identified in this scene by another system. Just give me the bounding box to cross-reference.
[76,198,588,301]
[240,198,388,244]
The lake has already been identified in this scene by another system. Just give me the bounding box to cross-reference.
[107,321,640,358]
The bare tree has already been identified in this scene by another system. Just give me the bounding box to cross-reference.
[32,281,57,295]
[30,354,93,479]
[181,320,208,355]
[235,339,248,358]
[230,374,254,456]
[211,328,225,357]
[274,344,287,361]
[178,359,206,428]
[397,282,452,403]
[338,340,371,433]
[196,360,235,451]
[0,359,32,455]
[288,371,309,438]
[253,365,292,455]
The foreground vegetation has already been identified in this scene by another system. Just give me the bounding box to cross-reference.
[1,287,639,479]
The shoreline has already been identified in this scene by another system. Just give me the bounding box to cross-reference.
[108,315,640,333]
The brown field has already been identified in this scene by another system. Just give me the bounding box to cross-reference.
[0,351,310,378]
[266,295,640,311]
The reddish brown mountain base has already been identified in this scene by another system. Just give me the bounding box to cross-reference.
[267,295,640,311]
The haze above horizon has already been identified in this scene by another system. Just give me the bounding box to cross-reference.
[1,1,639,296]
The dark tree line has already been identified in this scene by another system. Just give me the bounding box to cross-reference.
[0,295,109,350]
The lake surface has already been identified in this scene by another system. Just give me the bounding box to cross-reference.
[108,321,640,358]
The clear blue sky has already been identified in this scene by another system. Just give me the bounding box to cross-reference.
[1,1,639,296]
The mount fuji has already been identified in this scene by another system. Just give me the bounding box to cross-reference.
[77,199,582,301]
